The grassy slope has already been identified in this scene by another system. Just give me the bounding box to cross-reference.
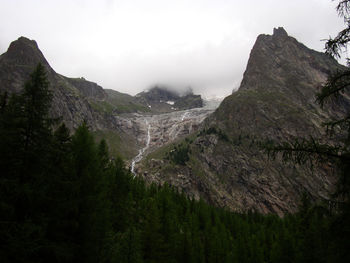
[93,129,138,160]
[105,89,150,113]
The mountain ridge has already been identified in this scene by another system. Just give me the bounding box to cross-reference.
[0,36,208,160]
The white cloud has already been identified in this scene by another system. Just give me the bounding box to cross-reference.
[0,0,345,97]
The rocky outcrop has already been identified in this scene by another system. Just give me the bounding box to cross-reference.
[136,86,203,113]
[0,37,55,94]
[64,77,107,100]
[126,107,216,172]
[174,94,203,110]
[138,28,349,216]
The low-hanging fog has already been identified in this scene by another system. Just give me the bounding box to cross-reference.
[0,0,346,99]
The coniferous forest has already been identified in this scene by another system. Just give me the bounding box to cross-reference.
[0,64,349,262]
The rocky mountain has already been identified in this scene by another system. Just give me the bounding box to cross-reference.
[1,37,105,129]
[137,27,349,216]
[0,37,142,159]
[0,37,207,160]
[136,86,203,113]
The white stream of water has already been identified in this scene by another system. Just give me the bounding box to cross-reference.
[129,106,218,176]
[131,120,151,176]
[169,111,190,138]
[181,111,189,121]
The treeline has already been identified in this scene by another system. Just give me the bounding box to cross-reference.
[0,64,348,262]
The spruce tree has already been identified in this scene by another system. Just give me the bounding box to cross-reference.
[0,63,55,262]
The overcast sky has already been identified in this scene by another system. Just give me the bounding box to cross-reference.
[0,0,346,98]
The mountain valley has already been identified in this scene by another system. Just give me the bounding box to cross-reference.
[1,28,349,216]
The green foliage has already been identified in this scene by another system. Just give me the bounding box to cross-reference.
[262,137,343,168]
[105,89,151,113]
[113,103,151,113]
[93,129,137,160]
[325,0,350,59]
[89,100,115,114]
[167,142,190,165]
[0,65,111,262]
[199,126,230,142]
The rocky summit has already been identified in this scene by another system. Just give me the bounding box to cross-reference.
[138,27,350,216]
[136,86,203,113]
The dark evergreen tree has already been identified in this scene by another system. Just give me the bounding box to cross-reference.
[70,123,111,263]
[0,63,55,262]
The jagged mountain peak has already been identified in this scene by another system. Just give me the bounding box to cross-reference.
[272,26,288,38]
[8,36,39,52]
[238,27,341,105]
[1,36,52,71]
[10,36,38,48]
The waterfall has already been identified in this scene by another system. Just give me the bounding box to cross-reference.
[131,120,151,176]
[181,111,189,121]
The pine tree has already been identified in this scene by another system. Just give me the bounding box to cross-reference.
[0,63,55,262]
[70,123,110,262]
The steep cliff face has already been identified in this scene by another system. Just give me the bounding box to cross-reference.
[138,28,349,216]
[0,37,54,94]
[239,27,348,112]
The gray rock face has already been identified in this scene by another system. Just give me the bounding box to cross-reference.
[0,37,54,94]
[136,86,203,112]
[116,106,216,171]
[64,77,106,100]
[273,27,288,38]
[239,27,344,109]
[138,28,349,216]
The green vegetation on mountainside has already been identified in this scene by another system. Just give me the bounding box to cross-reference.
[93,129,137,160]
[0,63,348,263]
[105,89,150,113]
